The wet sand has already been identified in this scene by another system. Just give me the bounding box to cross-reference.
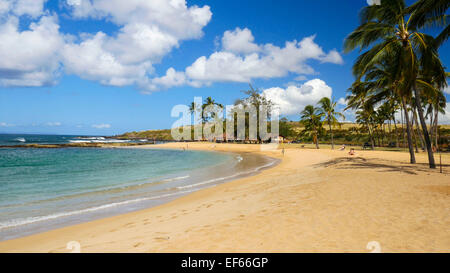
[0,142,448,253]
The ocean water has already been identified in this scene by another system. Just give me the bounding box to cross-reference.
[0,137,277,240]
[0,134,139,146]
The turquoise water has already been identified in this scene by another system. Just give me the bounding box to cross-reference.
[0,134,143,146]
[0,147,238,240]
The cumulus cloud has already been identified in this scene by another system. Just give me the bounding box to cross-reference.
[61,32,153,86]
[0,15,64,87]
[261,79,332,115]
[439,103,450,124]
[443,84,450,95]
[149,32,343,90]
[0,0,211,87]
[0,0,47,18]
[147,68,187,91]
[337,97,347,106]
[222,27,260,54]
[92,123,111,129]
[62,0,212,87]
[187,35,343,83]
[0,0,343,93]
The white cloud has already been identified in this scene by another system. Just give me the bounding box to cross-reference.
[149,34,343,90]
[60,0,212,87]
[443,84,450,95]
[0,0,47,18]
[439,103,450,124]
[92,123,111,129]
[0,0,211,88]
[68,0,211,39]
[222,27,260,54]
[262,79,332,115]
[147,67,187,90]
[0,1,344,93]
[367,0,381,6]
[294,75,307,81]
[61,32,153,86]
[337,97,347,106]
[14,0,47,17]
[0,15,64,87]
[46,122,62,126]
[0,122,14,127]
[66,0,81,6]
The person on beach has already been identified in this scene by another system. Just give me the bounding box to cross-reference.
[348,148,355,156]
[339,144,346,151]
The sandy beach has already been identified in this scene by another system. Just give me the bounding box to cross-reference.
[0,142,448,253]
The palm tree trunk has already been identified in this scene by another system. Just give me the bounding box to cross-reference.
[393,118,399,148]
[433,108,439,150]
[367,123,375,150]
[388,120,392,144]
[313,125,319,149]
[412,120,419,153]
[402,98,416,164]
[413,108,425,151]
[429,106,435,146]
[401,109,405,148]
[413,88,436,168]
[329,122,334,149]
[314,132,319,149]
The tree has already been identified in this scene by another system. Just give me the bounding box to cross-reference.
[355,103,377,150]
[279,117,295,140]
[233,85,274,142]
[344,0,447,168]
[408,0,449,47]
[317,97,345,149]
[202,97,223,123]
[300,105,323,149]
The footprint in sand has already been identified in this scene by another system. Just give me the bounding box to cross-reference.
[133,242,143,248]
[154,236,170,241]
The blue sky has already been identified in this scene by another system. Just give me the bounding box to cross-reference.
[0,0,449,135]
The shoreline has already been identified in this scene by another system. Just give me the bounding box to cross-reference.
[0,145,278,241]
[0,143,448,252]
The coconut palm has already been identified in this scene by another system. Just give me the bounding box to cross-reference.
[408,0,449,47]
[355,102,377,150]
[344,0,447,168]
[201,97,223,123]
[300,105,323,149]
[317,97,345,149]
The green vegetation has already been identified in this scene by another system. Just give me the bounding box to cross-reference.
[118,129,174,141]
[343,0,448,168]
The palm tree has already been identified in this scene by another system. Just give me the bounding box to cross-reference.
[300,105,323,149]
[317,97,345,149]
[344,0,447,168]
[355,102,377,150]
[189,102,199,114]
[233,85,274,143]
[408,0,449,47]
[201,97,223,123]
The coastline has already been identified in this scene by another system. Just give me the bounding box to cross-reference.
[0,145,277,241]
[0,143,448,252]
